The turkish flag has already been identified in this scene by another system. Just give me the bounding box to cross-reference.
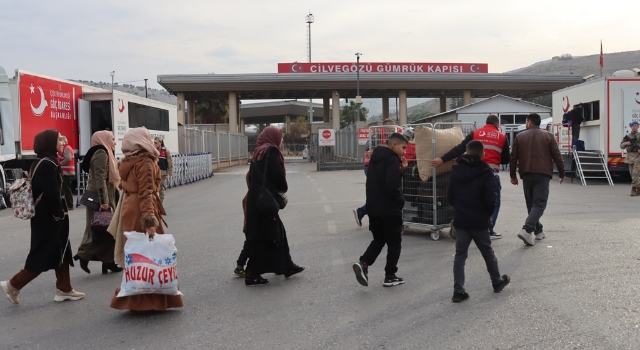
[599,41,604,68]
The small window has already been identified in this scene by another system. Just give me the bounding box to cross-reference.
[591,101,600,120]
[514,114,528,124]
[500,114,514,124]
[128,102,170,131]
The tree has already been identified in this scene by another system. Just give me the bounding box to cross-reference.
[449,98,464,109]
[195,99,229,124]
[340,101,369,128]
[282,116,309,136]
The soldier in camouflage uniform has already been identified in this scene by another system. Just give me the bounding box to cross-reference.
[621,121,640,196]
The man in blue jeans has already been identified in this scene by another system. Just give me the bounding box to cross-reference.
[432,115,509,239]
[509,113,566,246]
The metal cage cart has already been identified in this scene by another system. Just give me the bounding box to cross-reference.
[400,122,476,240]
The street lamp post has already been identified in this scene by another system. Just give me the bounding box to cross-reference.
[305,13,314,126]
[110,71,115,92]
[355,53,362,126]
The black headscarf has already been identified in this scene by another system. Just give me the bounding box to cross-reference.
[33,129,59,160]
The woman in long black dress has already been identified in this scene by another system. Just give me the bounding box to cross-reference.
[244,126,304,286]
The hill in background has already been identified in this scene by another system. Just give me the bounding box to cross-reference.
[395,49,640,119]
[69,80,177,105]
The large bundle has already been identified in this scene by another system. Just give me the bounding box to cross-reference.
[414,125,464,182]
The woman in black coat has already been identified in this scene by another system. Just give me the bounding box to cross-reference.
[1,129,85,305]
[244,126,304,286]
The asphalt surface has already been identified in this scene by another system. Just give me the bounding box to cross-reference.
[1,162,639,350]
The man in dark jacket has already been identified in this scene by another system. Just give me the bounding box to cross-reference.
[510,113,566,246]
[432,115,509,239]
[353,133,409,288]
[563,103,584,141]
[448,140,510,302]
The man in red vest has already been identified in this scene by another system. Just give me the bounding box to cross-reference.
[57,135,76,210]
[432,115,509,239]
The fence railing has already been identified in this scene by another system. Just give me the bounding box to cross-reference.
[74,153,214,207]
[182,127,249,167]
[167,153,214,188]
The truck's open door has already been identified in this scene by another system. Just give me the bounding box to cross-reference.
[78,99,91,156]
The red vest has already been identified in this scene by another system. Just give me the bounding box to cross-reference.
[57,144,75,175]
[472,124,506,171]
[364,126,403,166]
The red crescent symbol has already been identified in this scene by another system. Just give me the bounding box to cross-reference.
[562,96,571,113]
[470,64,478,73]
[635,92,640,105]
[291,64,301,73]
[118,99,125,113]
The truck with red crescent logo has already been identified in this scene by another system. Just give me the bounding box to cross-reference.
[0,66,178,200]
[551,70,640,176]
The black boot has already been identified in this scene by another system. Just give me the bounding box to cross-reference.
[102,263,123,274]
[73,255,90,274]
[284,264,305,278]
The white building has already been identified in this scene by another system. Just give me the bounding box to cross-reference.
[412,94,552,144]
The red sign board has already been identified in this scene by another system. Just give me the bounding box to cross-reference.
[19,73,82,152]
[278,62,488,74]
[358,128,369,145]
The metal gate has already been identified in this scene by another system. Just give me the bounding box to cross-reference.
[315,125,366,171]
[401,122,476,240]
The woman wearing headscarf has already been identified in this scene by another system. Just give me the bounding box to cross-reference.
[73,130,122,274]
[109,127,183,312]
[244,126,304,286]
[1,129,84,304]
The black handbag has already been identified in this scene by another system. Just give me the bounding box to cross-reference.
[274,191,287,209]
[255,150,281,217]
[80,190,100,211]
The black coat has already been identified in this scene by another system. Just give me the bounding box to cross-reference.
[245,147,288,242]
[366,146,405,217]
[447,154,496,229]
[25,157,73,271]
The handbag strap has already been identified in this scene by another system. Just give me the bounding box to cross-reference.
[261,147,271,187]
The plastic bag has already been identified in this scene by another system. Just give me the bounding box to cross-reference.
[117,231,182,297]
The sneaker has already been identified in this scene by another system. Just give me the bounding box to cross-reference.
[489,231,502,240]
[1,280,20,305]
[352,262,368,286]
[535,231,546,240]
[233,265,246,278]
[54,289,85,302]
[517,229,535,246]
[352,209,363,227]
[451,291,469,302]
[493,274,511,293]
[383,274,404,287]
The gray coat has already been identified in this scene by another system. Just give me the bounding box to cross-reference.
[75,148,117,262]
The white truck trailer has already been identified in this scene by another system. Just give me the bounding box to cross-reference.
[0,66,178,198]
[552,70,640,177]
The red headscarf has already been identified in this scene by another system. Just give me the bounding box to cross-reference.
[251,126,285,172]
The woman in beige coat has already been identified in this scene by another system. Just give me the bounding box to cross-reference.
[74,131,123,274]
[110,127,183,312]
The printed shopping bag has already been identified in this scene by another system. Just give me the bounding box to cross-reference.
[117,231,182,297]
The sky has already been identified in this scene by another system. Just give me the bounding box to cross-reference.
[1,0,637,92]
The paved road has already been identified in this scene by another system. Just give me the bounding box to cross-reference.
[1,163,639,349]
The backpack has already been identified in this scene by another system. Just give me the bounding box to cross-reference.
[9,158,51,220]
